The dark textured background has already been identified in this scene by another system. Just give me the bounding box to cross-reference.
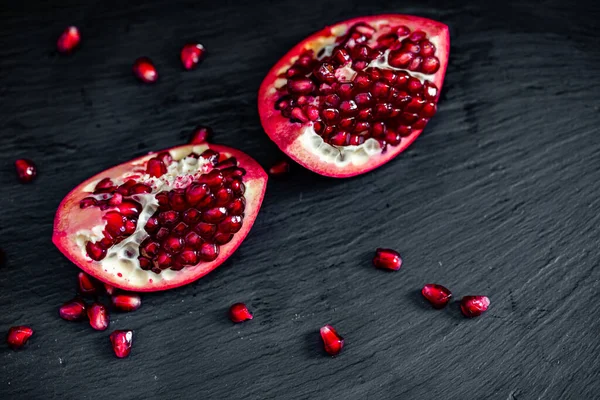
[1,0,599,399]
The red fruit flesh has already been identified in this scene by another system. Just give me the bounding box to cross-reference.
[190,126,212,144]
[320,325,344,356]
[111,293,142,312]
[57,26,80,54]
[181,43,206,70]
[15,159,37,183]
[59,297,87,321]
[110,330,133,358]
[373,248,402,270]
[460,296,490,317]
[133,57,158,83]
[229,303,253,322]
[421,284,452,308]
[259,15,449,177]
[78,272,99,295]
[52,144,267,292]
[87,303,109,330]
[6,326,34,350]
[269,160,290,177]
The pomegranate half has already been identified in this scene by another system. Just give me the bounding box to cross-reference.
[258,15,449,177]
[53,144,267,292]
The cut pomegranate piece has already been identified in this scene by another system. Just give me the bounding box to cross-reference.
[133,57,158,83]
[373,248,402,270]
[111,293,142,312]
[15,159,37,183]
[87,302,109,330]
[57,26,80,54]
[229,302,253,322]
[259,15,449,177]
[269,160,290,177]
[460,296,490,317]
[78,272,99,296]
[181,43,206,70]
[421,284,452,309]
[110,330,133,358]
[6,326,34,350]
[189,126,212,144]
[59,297,87,321]
[320,324,344,356]
[52,144,267,292]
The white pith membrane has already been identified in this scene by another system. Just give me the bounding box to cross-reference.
[275,21,441,167]
[72,148,249,286]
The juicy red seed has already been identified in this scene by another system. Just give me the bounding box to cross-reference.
[80,197,97,208]
[213,232,233,245]
[6,326,34,350]
[423,80,438,100]
[320,325,344,356]
[146,158,167,178]
[144,216,159,233]
[181,43,206,70]
[118,200,141,217]
[172,221,189,236]
[215,187,233,206]
[421,56,440,74]
[460,296,490,317]
[168,190,188,211]
[397,125,412,137]
[421,284,452,309]
[140,239,160,258]
[156,151,173,166]
[197,193,216,209]
[155,227,170,240]
[139,257,152,270]
[229,303,253,323]
[199,149,219,166]
[287,78,315,95]
[203,207,228,223]
[330,131,349,146]
[216,157,238,169]
[385,131,402,146]
[230,180,245,196]
[419,40,436,56]
[104,284,116,295]
[110,330,133,358]
[409,31,427,42]
[133,57,158,83]
[333,48,351,64]
[185,231,203,247]
[15,159,37,183]
[78,272,98,295]
[87,303,109,331]
[269,160,290,177]
[349,134,364,146]
[182,208,202,225]
[108,193,123,206]
[178,249,199,265]
[86,241,106,261]
[373,248,402,270]
[111,293,141,312]
[154,251,173,269]
[129,183,152,194]
[198,170,224,188]
[322,108,340,123]
[198,243,219,261]
[59,297,87,321]
[195,222,216,239]
[189,125,212,144]
[104,211,127,236]
[163,235,185,253]
[221,167,246,180]
[56,26,80,54]
[158,210,179,226]
[185,183,210,206]
[407,77,423,93]
[388,50,414,68]
[396,25,410,36]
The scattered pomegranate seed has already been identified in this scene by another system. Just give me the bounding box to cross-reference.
[421,284,452,309]
[15,159,37,183]
[87,303,110,330]
[78,272,98,296]
[189,126,212,144]
[320,324,344,356]
[6,326,34,350]
[110,330,133,358]
[59,297,87,321]
[180,43,206,70]
[56,26,80,54]
[111,293,141,312]
[104,284,116,295]
[372,248,402,270]
[229,303,253,323]
[132,57,158,83]
[460,296,490,317]
[269,160,290,177]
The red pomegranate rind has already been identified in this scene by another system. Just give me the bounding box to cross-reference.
[258,15,449,177]
[52,144,267,292]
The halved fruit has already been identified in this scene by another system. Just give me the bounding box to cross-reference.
[258,14,449,177]
[53,144,267,292]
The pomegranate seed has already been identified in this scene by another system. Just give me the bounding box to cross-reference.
[229,303,253,323]
[203,207,228,223]
[59,297,87,321]
[15,159,37,183]
[87,303,109,331]
[146,158,167,178]
[180,43,206,70]
[132,57,158,83]
[373,248,402,270]
[189,125,212,144]
[77,272,98,295]
[56,26,80,54]
[6,326,33,350]
[86,241,106,261]
[421,284,452,309]
[198,242,219,261]
[460,296,490,317]
[110,330,133,358]
[111,293,141,312]
[320,325,344,356]
[269,160,290,177]
[421,56,440,74]
[104,284,116,295]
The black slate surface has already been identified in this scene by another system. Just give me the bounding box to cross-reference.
[1,0,600,399]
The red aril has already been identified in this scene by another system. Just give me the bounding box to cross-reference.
[53,144,267,292]
[269,160,290,177]
[110,330,133,358]
[15,159,37,183]
[229,303,253,322]
[57,26,80,54]
[87,303,109,330]
[373,248,402,270]
[78,271,99,296]
[259,15,449,177]
[460,296,490,317]
[59,297,87,321]
[421,284,452,308]
[133,57,158,83]
[111,293,142,312]
[320,324,344,356]
[181,43,206,70]
[189,126,212,144]
[6,326,34,350]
